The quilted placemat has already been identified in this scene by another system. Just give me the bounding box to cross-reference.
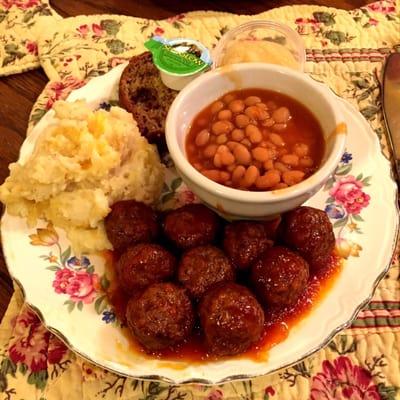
[1,1,400,399]
[0,0,60,76]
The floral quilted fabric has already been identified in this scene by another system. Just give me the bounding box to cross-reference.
[1,1,400,399]
[0,0,60,75]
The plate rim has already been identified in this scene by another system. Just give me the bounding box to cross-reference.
[1,81,399,385]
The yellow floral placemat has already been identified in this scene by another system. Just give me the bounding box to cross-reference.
[1,1,400,399]
[0,0,60,76]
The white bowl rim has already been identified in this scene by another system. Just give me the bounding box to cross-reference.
[166,62,346,204]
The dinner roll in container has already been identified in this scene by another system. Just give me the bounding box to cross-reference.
[212,20,306,71]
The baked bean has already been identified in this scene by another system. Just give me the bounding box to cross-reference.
[195,129,210,147]
[283,170,305,186]
[265,141,277,149]
[235,114,251,128]
[241,138,252,148]
[218,109,233,120]
[293,143,309,157]
[266,101,277,110]
[269,133,284,147]
[246,125,262,143]
[266,148,277,159]
[262,118,275,127]
[243,165,260,187]
[263,159,274,170]
[273,123,287,131]
[229,99,245,113]
[245,106,259,120]
[281,154,299,167]
[212,120,233,135]
[226,141,238,151]
[220,171,231,182]
[273,182,288,190]
[204,144,218,158]
[216,134,228,144]
[231,129,245,141]
[232,165,246,184]
[245,96,261,106]
[226,180,232,186]
[233,144,252,165]
[272,107,291,124]
[227,164,236,172]
[252,147,270,162]
[299,156,314,167]
[214,153,222,168]
[256,102,268,110]
[223,93,236,104]
[255,170,281,190]
[220,150,235,166]
[202,169,220,182]
[277,147,289,157]
[274,161,289,173]
[211,101,224,114]
[217,144,229,154]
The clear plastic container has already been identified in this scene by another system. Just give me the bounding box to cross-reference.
[212,20,306,71]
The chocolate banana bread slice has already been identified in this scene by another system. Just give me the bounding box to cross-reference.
[119,52,178,148]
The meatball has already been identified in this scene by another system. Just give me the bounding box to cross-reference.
[162,204,219,249]
[105,200,159,251]
[251,246,309,308]
[279,206,335,272]
[223,221,273,269]
[117,243,176,294]
[126,282,194,351]
[178,245,235,300]
[199,282,264,356]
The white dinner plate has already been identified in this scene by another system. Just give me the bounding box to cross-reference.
[1,63,398,384]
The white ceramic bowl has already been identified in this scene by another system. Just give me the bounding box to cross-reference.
[165,63,346,219]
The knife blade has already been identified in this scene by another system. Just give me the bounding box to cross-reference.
[382,52,400,185]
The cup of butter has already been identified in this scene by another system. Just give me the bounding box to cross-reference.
[212,20,306,71]
[145,36,212,90]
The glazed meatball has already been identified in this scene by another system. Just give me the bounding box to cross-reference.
[223,221,273,269]
[126,282,194,351]
[251,246,309,308]
[162,204,219,249]
[279,206,335,272]
[178,245,235,300]
[105,200,159,251]
[199,282,264,356]
[117,243,176,294]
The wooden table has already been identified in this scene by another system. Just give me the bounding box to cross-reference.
[0,0,375,321]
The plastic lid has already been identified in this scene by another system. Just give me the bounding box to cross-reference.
[212,20,306,71]
[145,37,212,76]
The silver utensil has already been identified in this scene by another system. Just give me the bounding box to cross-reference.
[382,52,400,186]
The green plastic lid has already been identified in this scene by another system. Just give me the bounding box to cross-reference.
[145,37,212,76]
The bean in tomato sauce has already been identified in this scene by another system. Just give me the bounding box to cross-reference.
[186,89,325,191]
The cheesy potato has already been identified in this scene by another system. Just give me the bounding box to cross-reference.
[0,100,164,253]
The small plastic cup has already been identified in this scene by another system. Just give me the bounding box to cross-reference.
[212,20,306,71]
[145,37,212,90]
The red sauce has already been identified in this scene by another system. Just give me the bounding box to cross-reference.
[186,89,325,191]
[104,251,342,362]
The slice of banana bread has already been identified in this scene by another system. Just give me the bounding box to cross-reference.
[119,52,178,148]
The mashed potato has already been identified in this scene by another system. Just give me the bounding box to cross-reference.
[0,100,164,253]
[221,40,299,70]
